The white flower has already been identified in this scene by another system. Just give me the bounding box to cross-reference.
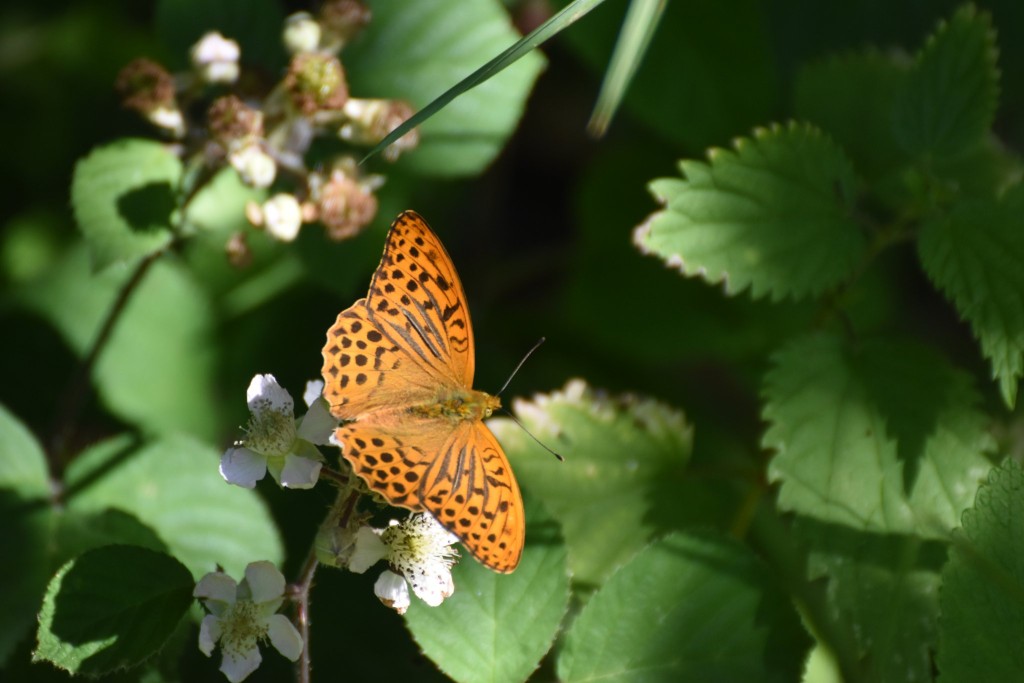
[284,12,322,54]
[191,31,241,84]
[147,105,185,138]
[348,514,460,614]
[220,374,333,489]
[194,561,303,683]
[228,143,277,188]
[260,193,303,242]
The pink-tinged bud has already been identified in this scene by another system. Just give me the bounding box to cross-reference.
[115,58,184,137]
[312,167,378,240]
[340,98,419,161]
[208,95,264,146]
[285,53,349,116]
[191,31,241,84]
[319,0,372,51]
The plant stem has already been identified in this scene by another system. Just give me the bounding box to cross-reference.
[48,249,163,479]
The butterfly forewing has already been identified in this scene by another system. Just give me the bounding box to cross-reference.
[364,212,476,386]
[321,210,524,573]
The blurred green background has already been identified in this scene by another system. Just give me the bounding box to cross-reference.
[3,0,1024,680]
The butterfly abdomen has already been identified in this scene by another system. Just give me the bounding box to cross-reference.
[411,390,500,422]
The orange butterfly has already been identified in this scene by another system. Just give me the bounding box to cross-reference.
[321,211,524,573]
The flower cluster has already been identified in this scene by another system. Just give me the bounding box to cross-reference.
[114,0,419,256]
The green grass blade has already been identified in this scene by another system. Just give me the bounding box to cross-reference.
[587,0,666,137]
[361,0,607,164]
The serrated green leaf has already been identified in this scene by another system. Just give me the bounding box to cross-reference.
[0,405,54,665]
[491,379,692,586]
[918,184,1024,407]
[405,502,568,683]
[794,50,909,179]
[635,123,863,301]
[64,434,283,577]
[34,545,193,676]
[71,139,180,271]
[558,532,809,683]
[799,519,947,683]
[938,460,1024,681]
[344,0,544,177]
[763,333,992,535]
[893,5,999,160]
[17,245,221,440]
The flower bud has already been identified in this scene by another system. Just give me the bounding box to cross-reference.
[229,143,277,188]
[283,12,322,54]
[312,166,378,240]
[207,95,264,146]
[319,0,372,52]
[261,193,304,242]
[190,31,241,84]
[115,58,184,137]
[284,53,348,115]
[340,98,419,161]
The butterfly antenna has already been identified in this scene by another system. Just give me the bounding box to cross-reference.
[500,407,565,462]
[496,337,546,397]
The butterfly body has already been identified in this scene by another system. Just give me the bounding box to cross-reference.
[321,211,524,573]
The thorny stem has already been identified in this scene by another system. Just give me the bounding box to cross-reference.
[291,488,361,683]
[48,249,163,478]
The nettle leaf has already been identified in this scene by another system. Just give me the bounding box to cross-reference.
[491,379,692,587]
[71,139,181,271]
[558,532,809,683]
[794,50,909,180]
[17,246,221,440]
[0,405,55,666]
[64,434,283,577]
[938,460,1024,681]
[405,502,568,683]
[893,5,999,160]
[763,332,992,535]
[919,185,1024,408]
[34,545,193,677]
[799,519,948,683]
[634,122,863,301]
[344,0,544,177]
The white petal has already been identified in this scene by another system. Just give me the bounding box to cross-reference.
[296,399,336,445]
[198,614,221,656]
[220,447,267,489]
[302,380,324,408]
[267,613,304,661]
[220,644,262,683]
[246,374,294,416]
[348,527,387,573]
[374,570,411,615]
[194,572,238,604]
[244,561,286,604]
[408,564,455,607]
[279,452,322,489]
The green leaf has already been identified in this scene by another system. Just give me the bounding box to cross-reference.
[763,333,992,535]
[799,520,947,683]
[345,0,545,176]
[794,50,909,179]
[938,460,1024,681]
[17,245,221,440]
[183,167,263,237]
[635,123,863,301]
[893,5,999,160]
[558,532,809,682]
[405,502,569,683]
[918,184,1024,408]
[64,434,283,577]
[34,545,193,676]
[71,139,181,271]
[490,379,692,586]
[0,405,54,666]
[0,402,50,497]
